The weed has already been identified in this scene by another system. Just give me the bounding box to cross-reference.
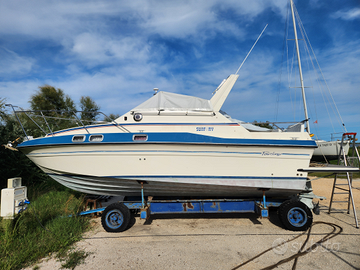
[0,190,90,270]
[58,249,90,270]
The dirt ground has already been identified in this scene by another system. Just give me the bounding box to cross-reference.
[311,176,360,208]
[24,178,360,270]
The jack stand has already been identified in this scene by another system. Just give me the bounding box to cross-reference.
[260,190,269,218]
[139,182,150,220]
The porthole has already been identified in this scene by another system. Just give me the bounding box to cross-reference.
[133,113,143,122]
[89,135,104,142]
[133,135,148,141]
[72,135,85,142]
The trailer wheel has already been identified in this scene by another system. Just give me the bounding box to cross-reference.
[101,203,130,232]
[278,200,312,231]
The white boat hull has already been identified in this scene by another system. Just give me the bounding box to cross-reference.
[312,140,350,161]
[21,141,313,198]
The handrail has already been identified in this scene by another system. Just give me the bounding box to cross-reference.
[5,104,29,140]
[18,109,129,132]
[251,119,308,131]
[40,111,53,135]
[72,111,90,134]
[5,105,130,139]
[23,109,49,135]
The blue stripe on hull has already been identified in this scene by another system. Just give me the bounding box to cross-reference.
[18,132,317,148]
[26,149,310,157]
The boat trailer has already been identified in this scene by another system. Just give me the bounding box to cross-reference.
[79,184,319,232]
[87,159,360,232]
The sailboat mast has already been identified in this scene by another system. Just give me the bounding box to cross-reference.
[290,0,310,134]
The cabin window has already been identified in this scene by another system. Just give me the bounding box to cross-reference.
[133,135,148,141]
[89,135,104,142]
[72,135,85,142]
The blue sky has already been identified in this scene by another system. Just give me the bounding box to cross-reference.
[0,0,359,141]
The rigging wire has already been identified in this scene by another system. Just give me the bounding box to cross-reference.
[279,2,347,137]
[235,24,268,75]
[274,1,290,122]
[293,10,320,135]
[282,3,299,123]
[293,5,347,134]
[294,6,329,135]
[289,42,298,122]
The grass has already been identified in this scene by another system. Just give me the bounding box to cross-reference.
[0,190,91,270]
[310,171,360,179]
[58,249,90,270]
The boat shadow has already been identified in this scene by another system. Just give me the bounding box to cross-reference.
[127,208,284,230]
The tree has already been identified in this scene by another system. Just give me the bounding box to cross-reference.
[29,87,101,129]
[0,98,6,122]
[80,96,100,125]
[253,120,273,129]
[103,113,120,122]
[30,85,76,112]
[29,85,77,133]
[0,89,102,192]
[0,97,52,191]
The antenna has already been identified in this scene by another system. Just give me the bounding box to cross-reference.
[235,24,268,75]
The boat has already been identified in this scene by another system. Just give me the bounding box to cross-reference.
[13,75,316,198]
[312,139,350,162]
[12,1,318,199]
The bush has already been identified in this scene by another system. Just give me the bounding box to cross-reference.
[0,191,90,270]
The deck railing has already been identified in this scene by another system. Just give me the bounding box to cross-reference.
[5,104,130,140]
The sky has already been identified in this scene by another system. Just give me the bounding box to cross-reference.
[0,0,359,141]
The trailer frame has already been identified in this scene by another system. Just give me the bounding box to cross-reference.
[78,185,317,232]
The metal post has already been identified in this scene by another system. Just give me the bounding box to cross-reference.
[141,182,145,209]
[72,111,90,134]
[329,133,359,228]
[40,111,53,135]
[263,190,267,209]
[6,104,29,140]
[290,0,310,134]
[261,190,269,218]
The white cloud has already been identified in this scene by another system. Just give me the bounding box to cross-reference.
[69,33,149,66]
[0,80,41,110]
[0,1,132,39]
[135,0,288,40]
[0,0,287,77]
[0,0,287,42]
[0,48,34,77]
[332,8,360,21]
[314,41,360,100]
[143,4,215,38]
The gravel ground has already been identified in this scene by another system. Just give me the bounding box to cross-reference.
[24,178,360,270]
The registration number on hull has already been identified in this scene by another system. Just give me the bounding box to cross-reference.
[196,127,214,132]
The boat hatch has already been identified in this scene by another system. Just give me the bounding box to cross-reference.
[89,135,104,142]
[133,135,148,141]
[72,135,85,142]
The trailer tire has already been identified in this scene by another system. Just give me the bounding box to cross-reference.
[101,203,130,232]
[278,200,312,231]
